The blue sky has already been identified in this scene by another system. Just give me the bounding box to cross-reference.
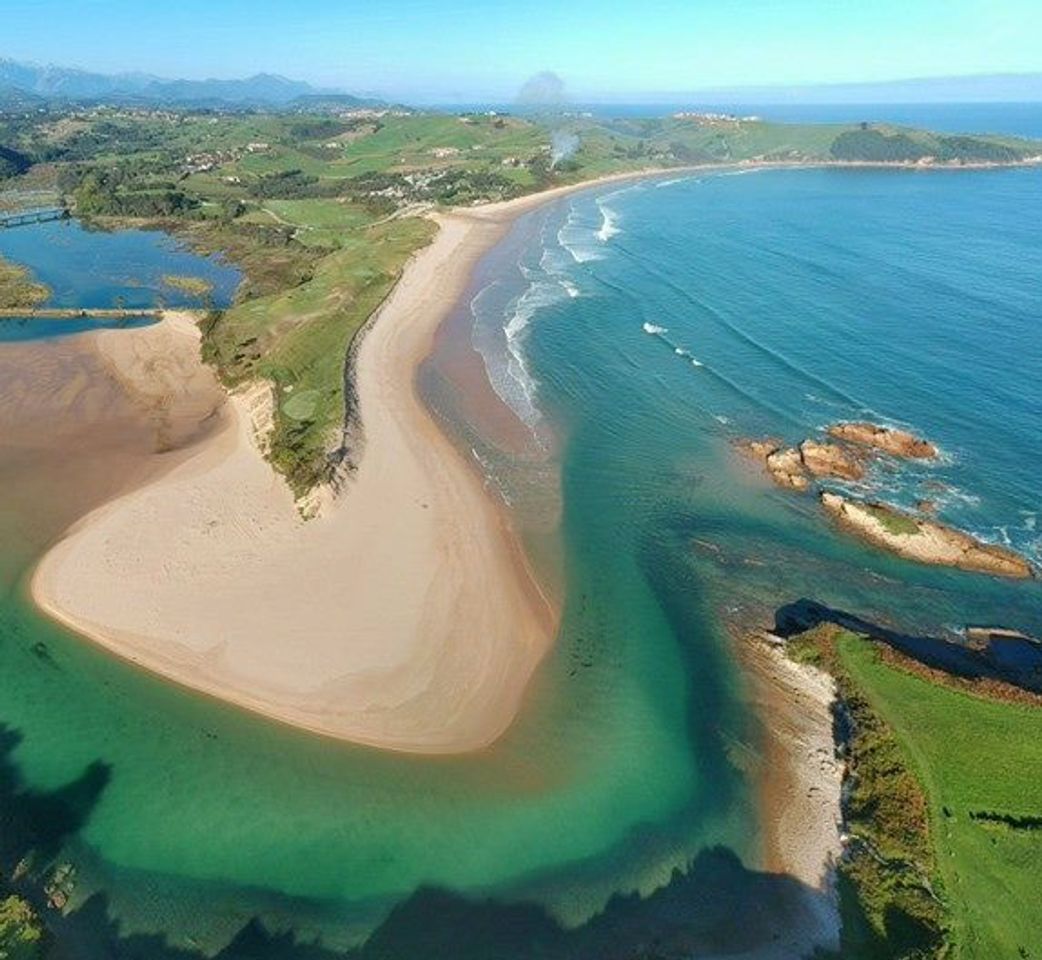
[4,0,1042,101]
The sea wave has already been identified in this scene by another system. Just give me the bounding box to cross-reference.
[656,175,703,189]
[497,280,569,425]
[557,202,605,263]
[595,197,621,242]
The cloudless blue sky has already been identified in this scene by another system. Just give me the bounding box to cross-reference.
[4,0,1042,101]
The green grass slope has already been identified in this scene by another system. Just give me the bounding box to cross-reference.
[839,635,1042,960]
[791,625,1042,959]
[200,214,436,494]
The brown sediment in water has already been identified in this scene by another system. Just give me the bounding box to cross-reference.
[30,167,687,755]
[30,172,689,754]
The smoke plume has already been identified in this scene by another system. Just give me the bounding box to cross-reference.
[550,131,579,167]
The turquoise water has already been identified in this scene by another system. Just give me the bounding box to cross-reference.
[1,165,1041,957]
[466,166,1042,604]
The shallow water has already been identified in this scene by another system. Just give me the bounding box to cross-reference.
[0,160,1040,956]
[0,217,241,311]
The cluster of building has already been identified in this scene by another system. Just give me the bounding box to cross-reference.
[180,141,270,176]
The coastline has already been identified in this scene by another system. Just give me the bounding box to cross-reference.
[29,167,849,902]
[740,634,842,915]
[30,197,569,754]
[26,167,735,754]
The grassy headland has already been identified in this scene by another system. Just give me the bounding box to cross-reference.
[201,214,436,493]
[2,105,1040,494]
[788,624,1042,959]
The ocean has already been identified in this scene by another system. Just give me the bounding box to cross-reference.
[1,110,1041,957]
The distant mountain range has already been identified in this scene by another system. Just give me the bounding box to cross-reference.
[0,58,378,109]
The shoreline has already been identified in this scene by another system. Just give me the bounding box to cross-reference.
[30,189,590,754]
[29,166,850,897]
[32,170,698,753]
[740,631,843,953]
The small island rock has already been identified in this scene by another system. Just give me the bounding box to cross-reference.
[820,492,1033,579]
[766,447,811,490]
[827,422,937,459]
[799,439,865,481]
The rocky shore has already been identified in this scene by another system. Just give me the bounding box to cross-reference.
[739,421,936,492]
[737,420,1034,579]
[827,421,938,459]
[820,492,1035,579]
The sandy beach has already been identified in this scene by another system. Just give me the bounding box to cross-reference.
[27,194,571,753]
[21,168,850,926]
[741,632,843,954]
[30,171,708,753]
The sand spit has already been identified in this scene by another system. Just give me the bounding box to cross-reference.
[30,210,565,752]
[31,170,729,752]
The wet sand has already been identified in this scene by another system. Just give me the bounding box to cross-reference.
[741,633,843,954]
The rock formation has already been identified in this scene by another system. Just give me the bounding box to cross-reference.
[827,422,937,459]
[738,436,864,489]
[765,447,811,490]
[799,439,865,481]
[820,492,1034,579]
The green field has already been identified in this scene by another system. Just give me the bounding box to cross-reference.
[839,635,1042,960]
[201,214,436,494]
[2,106,1039,496]
[792,626,1042,959]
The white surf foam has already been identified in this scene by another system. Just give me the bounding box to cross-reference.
[557,202,604,263]
[595,196,621,242]
[656,175,702,189]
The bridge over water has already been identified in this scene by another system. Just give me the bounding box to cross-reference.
[0,207,69,229]
[0,308,162,320]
